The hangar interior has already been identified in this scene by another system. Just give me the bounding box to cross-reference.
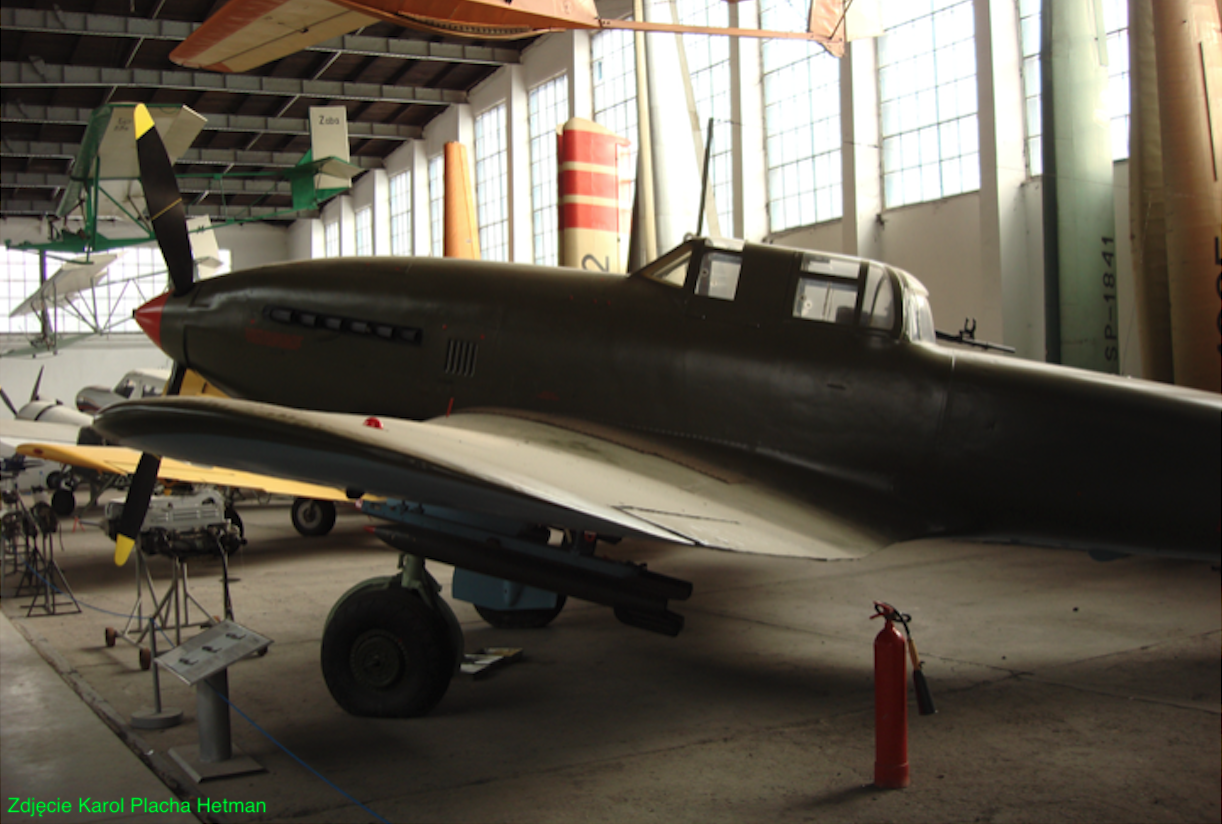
[1,1,1219,822]
[3,0,1148,394]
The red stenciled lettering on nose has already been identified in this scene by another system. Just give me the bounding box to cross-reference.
[244,326,303,350]
[135,293,169,348]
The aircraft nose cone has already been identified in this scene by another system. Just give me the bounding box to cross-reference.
[134,293,168,349]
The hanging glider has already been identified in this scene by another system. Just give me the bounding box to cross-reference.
[168,0,883,74]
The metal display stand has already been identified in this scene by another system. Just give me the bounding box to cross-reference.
[106,542,233,668]
[158,620,272,782]
[130,618,183,730]
[1,493,79,615]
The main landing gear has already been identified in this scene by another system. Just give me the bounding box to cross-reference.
[320,557,463,718]
[317,501,693,718]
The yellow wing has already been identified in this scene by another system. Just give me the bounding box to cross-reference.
[17,442,356,503]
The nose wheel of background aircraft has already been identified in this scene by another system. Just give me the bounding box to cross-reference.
[291,497,336,537]
[320,567,463,718]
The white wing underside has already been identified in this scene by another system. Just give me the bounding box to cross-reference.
[100,397,894,560]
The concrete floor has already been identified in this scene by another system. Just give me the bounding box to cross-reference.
[1,499,1218,823]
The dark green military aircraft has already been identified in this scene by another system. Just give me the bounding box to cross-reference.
[92,105,1221,719]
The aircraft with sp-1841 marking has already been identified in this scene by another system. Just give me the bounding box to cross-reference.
[77,104,1220,720]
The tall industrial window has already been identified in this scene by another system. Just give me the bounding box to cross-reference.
[0,245,228,335]
[760,0,842,232]
[354,206,373,256]
[0,249,40,335]
[324,219,340,257]
[878,0,979,208]
[591,27,638,214]
[529,75,569,266]
[1019,0,1042,175]
[428,153,443,257]
[592,28,637,142]
[1020,0,1130,176]
[389,169,412,255]
[676,0,734,236]
[1101,0,1129,160]
[475,103,509,262]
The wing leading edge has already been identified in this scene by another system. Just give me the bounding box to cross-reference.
[15,442,356,503]
[93,397,906,560]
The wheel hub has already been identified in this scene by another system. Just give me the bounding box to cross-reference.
[350,630,407,689]
[299,504,320,527]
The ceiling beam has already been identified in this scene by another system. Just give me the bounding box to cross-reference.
[1,62,468,107]
[0,143,383,173]
[0,198,60,215]
[1,105,422,141]
[0,194,312,221]
[0,171,296,198]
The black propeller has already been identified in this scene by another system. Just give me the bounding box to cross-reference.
[1,386,18,417]
[136,105,195,296]
[113,104,195,565]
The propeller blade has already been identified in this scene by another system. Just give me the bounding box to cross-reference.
[118,107,196,563]
[1,386,17,417]
[134,104,194,296]
[114,452,161,565]
[31,366,44,402]
[111,364,186,565]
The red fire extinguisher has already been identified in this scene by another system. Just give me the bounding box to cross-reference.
[872,601,936,789]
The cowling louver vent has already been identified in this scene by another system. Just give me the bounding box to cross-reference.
[445,339,478,377]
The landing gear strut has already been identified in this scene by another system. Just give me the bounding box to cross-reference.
[320,557,462,718]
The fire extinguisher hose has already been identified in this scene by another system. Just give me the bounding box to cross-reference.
[872,602,937,716]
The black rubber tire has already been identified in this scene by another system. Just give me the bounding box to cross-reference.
[321,586,455,718]
[104,627,117,648]
[475,595,567,629]
[51,488,76,518]
[291,498,336,537]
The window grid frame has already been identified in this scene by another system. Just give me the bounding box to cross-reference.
[591,27,639,221]
[528,74,570,266]
[354,205,373,256]
[389,169,413,255]
[760,0,843,232]
[428,154,443,257]
[474,104,510,262]
[676,0,735,237]
[878,0,981,209]
[324,219,340,258]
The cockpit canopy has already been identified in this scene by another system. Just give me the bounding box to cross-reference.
[635,238,936,344]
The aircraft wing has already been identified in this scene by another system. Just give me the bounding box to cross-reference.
[170,0,377,73]
[15,442,356,504]
[92,397,909,560]
[1,421,82,457]
[9,255,118,318]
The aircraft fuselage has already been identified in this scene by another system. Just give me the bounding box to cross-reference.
[144,238,1221,561]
